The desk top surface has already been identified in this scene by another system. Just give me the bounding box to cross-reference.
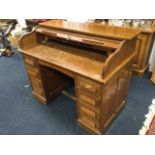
[22,42,107,82]
[39,20,140,40]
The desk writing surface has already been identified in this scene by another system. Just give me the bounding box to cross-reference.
[22,42,107,81]
[39,20,140,40]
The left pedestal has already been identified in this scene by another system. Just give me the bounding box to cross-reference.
[23,54,48,104]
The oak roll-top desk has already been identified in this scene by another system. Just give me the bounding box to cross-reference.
[19,20,140,134]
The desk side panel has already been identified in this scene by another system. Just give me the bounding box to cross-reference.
[102,38,136,81]
[19,31,43,50]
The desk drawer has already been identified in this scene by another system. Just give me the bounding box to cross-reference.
[26,65,38,74]
[25,58,35,66]
[79,115,100,130]
[77,77,101,95]
[79,94,96,106]
[77,89,101,107]
[27,69,39,78]
[24,55,36,66]
[25,65,41,80]
[79,105,100,121]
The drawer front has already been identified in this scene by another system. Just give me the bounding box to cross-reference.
[25,62,42,80]
[78,100,100,113]
[79,94,96,106]
[79,115,100,130]
[26,65,39,77]
[80,105,96,118]
[25,58,35,66]
[24,55,36,67]
[77,89,101,107]
[77,76,101,95]
[79,105,100,121]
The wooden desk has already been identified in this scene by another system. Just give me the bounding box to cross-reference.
[19,20,139,134]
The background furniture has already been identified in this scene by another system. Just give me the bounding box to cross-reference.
[93,19,155,76]
[149,39,155,72]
